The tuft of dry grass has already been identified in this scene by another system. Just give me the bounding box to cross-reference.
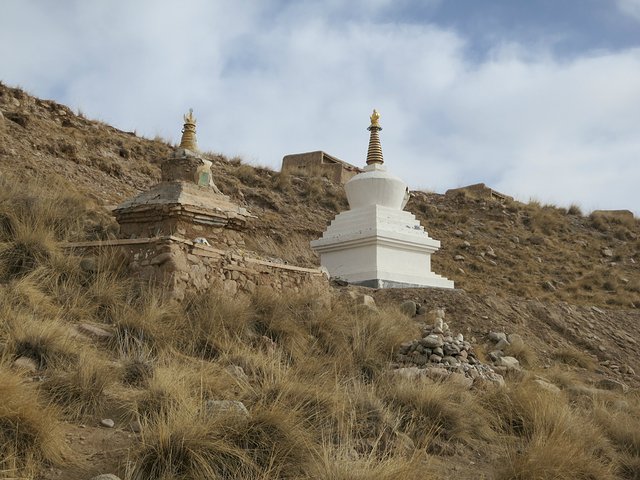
[383,379,493,448]
[552,346,597,370]
[495,427,616,480]
[132,402,314,480]
[504,337,537,368]
[6,316,77,369]
[182,289,253,358]
[484,380,616,479]
[0,225,56,280]
[0,367,68,477]
[345,306,420,382]
[110,292,181,354]
[132,410,256,480]
[134,365,195,418]
[44,352,115,419]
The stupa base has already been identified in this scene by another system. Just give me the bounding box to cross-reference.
[351,277,454,289]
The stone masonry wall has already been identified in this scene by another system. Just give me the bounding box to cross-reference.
[66,237,328,300]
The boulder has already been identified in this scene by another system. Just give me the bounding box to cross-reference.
[400,300,417,317]
[362,295,376,308]
[534,379,561,394]
[13,356,38,373]
[495,356,520,370]
[597,378,629,394]
[488,331,507,343]
[422,334,444,349]
[204,400,250,418]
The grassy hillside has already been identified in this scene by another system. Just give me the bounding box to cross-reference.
[0,83,639,479]
[1,82,638,308]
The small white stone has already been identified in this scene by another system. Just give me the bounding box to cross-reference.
[100,419,115,428]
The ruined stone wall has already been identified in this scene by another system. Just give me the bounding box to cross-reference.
[118,213,245,249]
[66,237,328,300]
[281,151,361,184]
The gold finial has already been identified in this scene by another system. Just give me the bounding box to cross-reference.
[179,108,198,151]
[366,108,384,165]
[370,109,381,128]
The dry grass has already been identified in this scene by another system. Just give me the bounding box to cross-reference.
[6,316,77,369]
[495,427,616,480]
[44,352,115,419]
[484,380,616,479]
[552,346,597,370]
[504,337,538,368]
[182,289,254,358]
[0,225,56,280]
[132,402,314,480]
[310,452,433,480]
[0,164,639,477]
[383,379,493,448]
[0,367,68,477]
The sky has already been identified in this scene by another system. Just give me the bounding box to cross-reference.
[1,0,639,214]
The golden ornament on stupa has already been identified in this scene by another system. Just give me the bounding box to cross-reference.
[366,108,384,165]
[179,108,198,151]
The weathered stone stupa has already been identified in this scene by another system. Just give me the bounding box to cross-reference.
[114,109,250,248]
[106,110,326,299]
[311,110,454,289]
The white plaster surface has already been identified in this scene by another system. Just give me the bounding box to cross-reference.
[311,164,454,289]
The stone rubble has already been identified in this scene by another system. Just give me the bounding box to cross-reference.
[394,308,505,387]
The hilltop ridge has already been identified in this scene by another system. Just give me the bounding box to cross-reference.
[1,82,638,309]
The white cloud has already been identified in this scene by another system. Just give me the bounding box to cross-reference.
[1,0,639,215]
[617,0,640,21]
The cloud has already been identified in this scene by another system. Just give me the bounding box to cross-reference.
[1,0,639,214]
[617,0,640,21]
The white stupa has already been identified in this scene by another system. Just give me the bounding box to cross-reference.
[311,110,454,289]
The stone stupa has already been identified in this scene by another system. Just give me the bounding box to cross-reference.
[311,110,454,289]
[114,109,250,248]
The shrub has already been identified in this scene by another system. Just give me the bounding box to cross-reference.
[568,203,583,216]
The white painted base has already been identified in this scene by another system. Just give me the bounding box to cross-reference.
[311,205,454,289]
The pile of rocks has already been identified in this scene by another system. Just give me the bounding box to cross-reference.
[394,308,504,387]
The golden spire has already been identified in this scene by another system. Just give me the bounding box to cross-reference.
[366,108,383,165]
[179,108,198,151]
